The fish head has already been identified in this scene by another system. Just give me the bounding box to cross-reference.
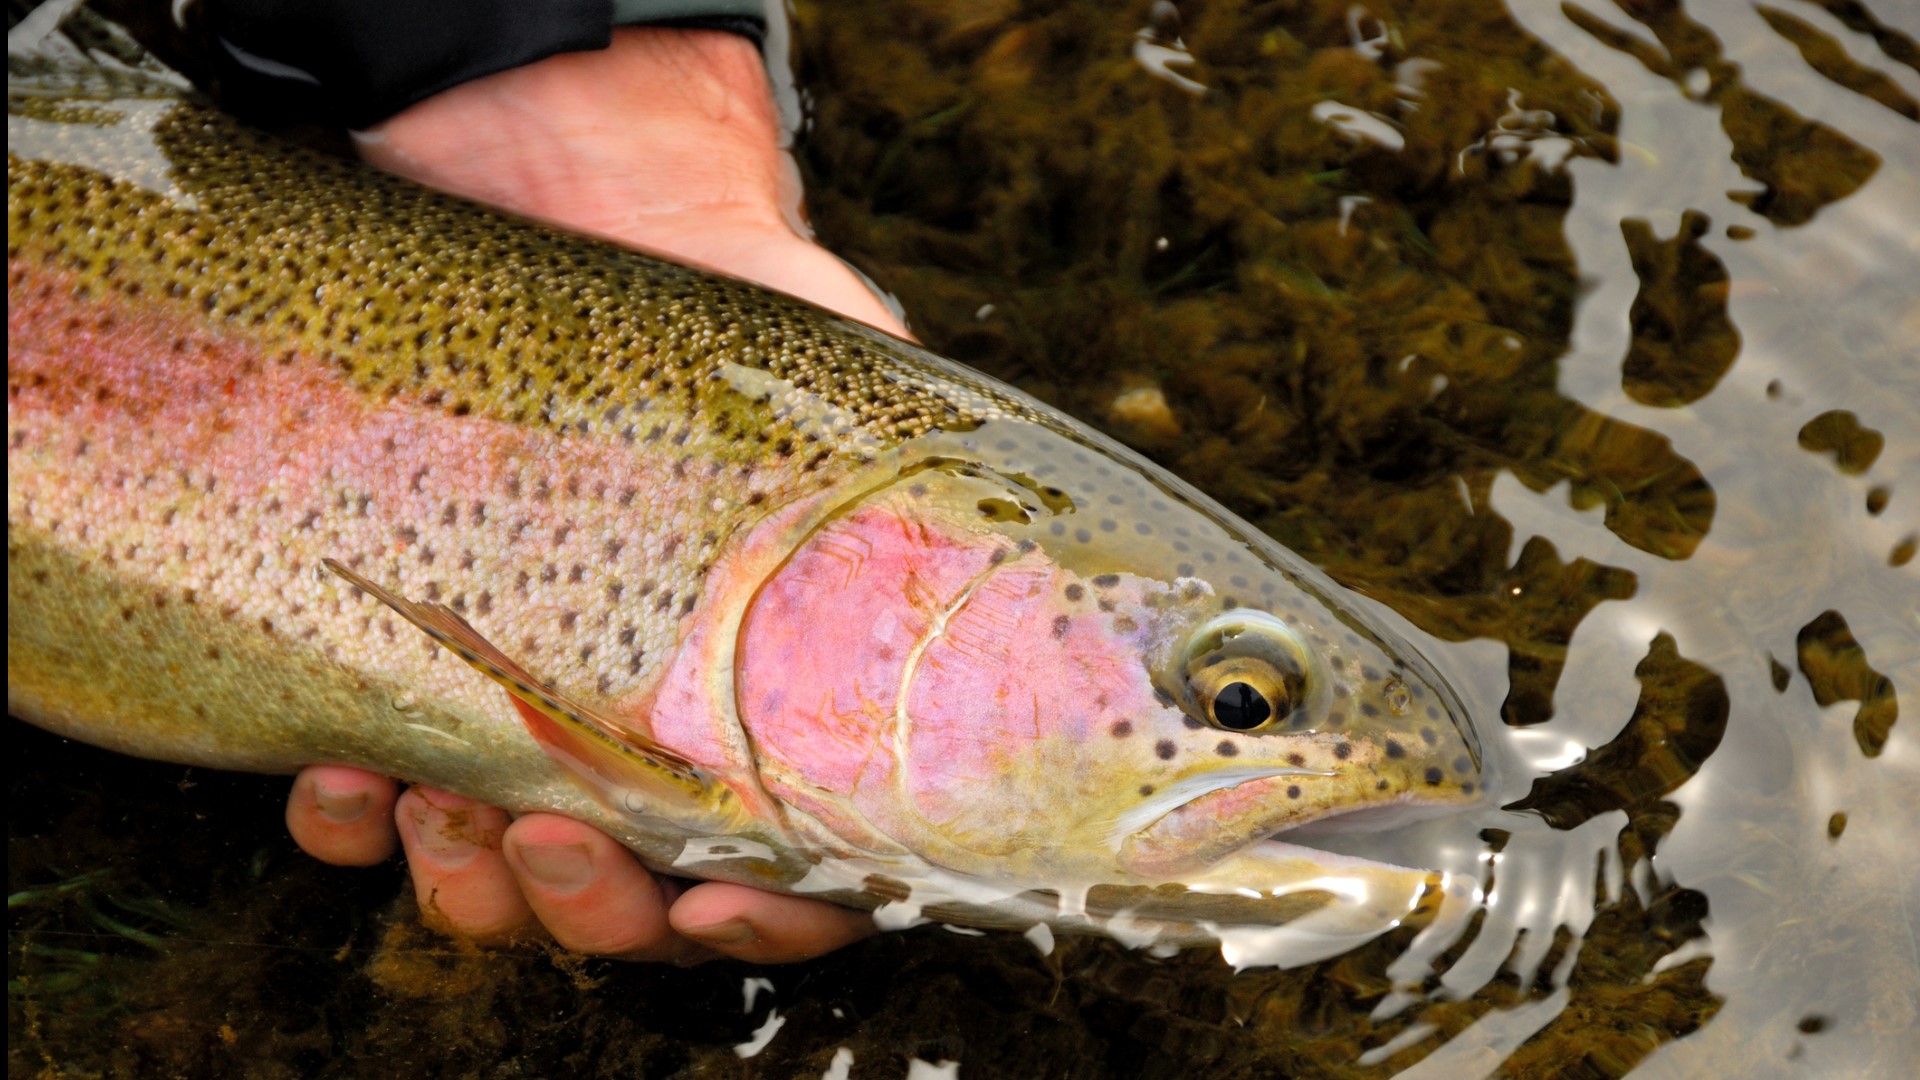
[736,418,1481,892]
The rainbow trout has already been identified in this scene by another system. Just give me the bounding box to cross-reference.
[7,8,1481,958]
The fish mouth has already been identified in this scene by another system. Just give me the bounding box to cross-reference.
[1125,784,1447,939]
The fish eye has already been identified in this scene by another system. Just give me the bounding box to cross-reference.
[1174,612,1314,733]
[1211,681,1271,729]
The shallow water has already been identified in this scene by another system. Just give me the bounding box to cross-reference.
[9,0,1917,1076]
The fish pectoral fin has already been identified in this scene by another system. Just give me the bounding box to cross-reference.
[322,559,726,820]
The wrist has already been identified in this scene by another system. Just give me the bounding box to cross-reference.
[355,28,796,253]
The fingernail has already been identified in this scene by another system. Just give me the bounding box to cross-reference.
[516,843,594,892]
[407,797,479,867]
[313,783,369,824]
[680,919,757,947]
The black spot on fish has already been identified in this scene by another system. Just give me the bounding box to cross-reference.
[1181,714,1204,730]
[1052,615,1071,639]
[1075,528,1093,543]
[1110,721,1132,738]
[1454,755,1471,773]
[1215,740,1238,758]
[1287,785,1301,799]
[1286,753,1305,767]
[1360,703,1380,718]
[1153,687,1177,709]
[1333,741,1352,760]
[1065,584,1084,602]
[1424,767,1443,786]
[1093,574,1120,588]
[1421,728,1437,745]
[1385,739,1405,758]
[1155,740,1176,760]
[1139,784,1154,797]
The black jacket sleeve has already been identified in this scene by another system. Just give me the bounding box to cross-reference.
[203,0,763,129]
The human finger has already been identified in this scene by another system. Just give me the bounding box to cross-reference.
[395,786,538,945]
[285,764,400,867]
[669,880,876,964]
[502,814,715,964]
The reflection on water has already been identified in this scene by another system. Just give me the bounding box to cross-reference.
[9,0,1915,1075]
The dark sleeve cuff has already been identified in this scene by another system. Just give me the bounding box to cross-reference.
[205,0,765,129]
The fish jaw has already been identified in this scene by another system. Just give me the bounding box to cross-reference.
[1114,765,1467,880]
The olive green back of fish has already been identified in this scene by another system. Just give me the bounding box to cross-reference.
[8,68,1038,447]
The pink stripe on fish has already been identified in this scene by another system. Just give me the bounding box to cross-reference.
[8,258,794,816]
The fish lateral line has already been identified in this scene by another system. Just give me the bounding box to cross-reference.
[319,559,725,818]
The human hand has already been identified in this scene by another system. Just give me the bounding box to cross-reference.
[286,27,900,964]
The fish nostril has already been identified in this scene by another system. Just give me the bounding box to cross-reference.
[1384,678,1411,715]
